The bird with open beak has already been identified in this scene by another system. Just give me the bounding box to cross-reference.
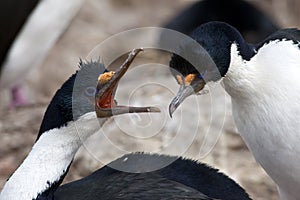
[0,48,161,200]
[95,48,160,118]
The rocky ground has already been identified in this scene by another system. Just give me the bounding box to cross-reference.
[1,0,299,199]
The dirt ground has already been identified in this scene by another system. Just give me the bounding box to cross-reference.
[1,0,299,199]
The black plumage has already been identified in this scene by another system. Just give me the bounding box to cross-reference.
[169,22,255,80]
[256,28,300,50]
[54,154,251,200]
[38,60,107,139]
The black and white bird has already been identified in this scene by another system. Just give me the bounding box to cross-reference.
[0,49,251,200]
[0,0,84,107]
[169,21,300,200]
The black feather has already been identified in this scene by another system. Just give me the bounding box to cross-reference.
[54,153,251,200]
[256,28,300,50]
[169,22,255,80]
[37,60,106,140]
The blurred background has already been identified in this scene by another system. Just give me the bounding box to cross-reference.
[0,0,299,199]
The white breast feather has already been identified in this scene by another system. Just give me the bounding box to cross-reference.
[223,41,300,200]
[0,112,104,200]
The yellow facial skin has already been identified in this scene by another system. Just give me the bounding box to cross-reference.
[176,74,196,86]
[98,71,115,85]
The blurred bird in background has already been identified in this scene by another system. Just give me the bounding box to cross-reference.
[160,0,279,44]
[0,0,84,108]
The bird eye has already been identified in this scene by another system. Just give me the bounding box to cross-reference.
[199,70,208,79]
[84,86,96,97]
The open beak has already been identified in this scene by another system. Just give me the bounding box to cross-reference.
[169,75,206,117]
[95,48,160,118]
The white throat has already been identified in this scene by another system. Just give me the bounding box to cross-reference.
[222,43,258,100]
[0,112,106,200]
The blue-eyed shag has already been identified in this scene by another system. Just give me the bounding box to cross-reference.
[169,21,300,200]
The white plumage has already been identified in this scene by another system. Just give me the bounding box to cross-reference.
[0,112,104,200]
[224,41,300,200]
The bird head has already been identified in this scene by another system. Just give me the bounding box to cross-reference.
[168,21,255,117]
[95,48,160,117]
[37,48,159,140]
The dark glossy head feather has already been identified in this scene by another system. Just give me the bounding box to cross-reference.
[170,22,255,80]
[37,60,107,140]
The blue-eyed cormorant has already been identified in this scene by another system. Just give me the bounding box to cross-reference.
[169,21,300,200]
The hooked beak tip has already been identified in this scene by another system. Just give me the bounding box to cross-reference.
[169,77,206,118]
[168,103,175,118]
[169,96,180,118]
[168,85,192,118]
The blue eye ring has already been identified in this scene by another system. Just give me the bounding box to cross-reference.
[85,86,96,97]
[198,70,208,79]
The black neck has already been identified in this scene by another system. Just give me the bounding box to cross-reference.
[37,73,76,141]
